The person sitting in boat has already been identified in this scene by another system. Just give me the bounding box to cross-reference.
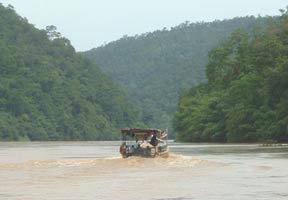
[130,145,135,154]
[150,134,163,146]
[119,142,127,154]
[160,129,168,140]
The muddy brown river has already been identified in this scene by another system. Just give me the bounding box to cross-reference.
[0,142,287,200]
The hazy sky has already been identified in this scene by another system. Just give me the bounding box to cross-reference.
[1,0,287,51]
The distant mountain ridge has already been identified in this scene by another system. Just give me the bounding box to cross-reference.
[83,16,276,133]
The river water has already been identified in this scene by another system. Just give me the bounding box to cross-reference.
[0,142,287,200]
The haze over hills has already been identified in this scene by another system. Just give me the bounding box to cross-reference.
[0,4,140,141]
[83,16,275,134]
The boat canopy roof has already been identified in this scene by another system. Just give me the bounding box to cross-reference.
[121,128,162,136]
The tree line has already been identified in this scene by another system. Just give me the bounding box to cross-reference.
[173,8,288,143]
[0,4,142,141]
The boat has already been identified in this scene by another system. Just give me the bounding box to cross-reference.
[119,128,169,158]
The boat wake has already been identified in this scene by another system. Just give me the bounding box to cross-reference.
[0,153,225,170]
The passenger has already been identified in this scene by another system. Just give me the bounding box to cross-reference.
[160,129,168,139]
[130,145,135,154]
[149,134,156,146]
[137,142,140,148]
[150,134,161,146]
[119,142,127,154]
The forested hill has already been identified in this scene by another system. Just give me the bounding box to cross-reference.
[83,16,275,133]
[174,9,288,143]
[0,4,140,141]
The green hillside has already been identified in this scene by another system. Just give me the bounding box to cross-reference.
[174,9,288,143]
[0,4,140,141]
[83,16,274,134]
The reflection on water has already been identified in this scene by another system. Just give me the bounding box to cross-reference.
[0,142,288,200]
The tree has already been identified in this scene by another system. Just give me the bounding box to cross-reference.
[173,8,288,143]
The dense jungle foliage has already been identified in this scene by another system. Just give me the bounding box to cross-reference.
[0,4,140,141]
[174,9,288,143]
[84,16,274,134]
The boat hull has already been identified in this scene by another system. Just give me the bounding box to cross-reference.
[120,144,169,158]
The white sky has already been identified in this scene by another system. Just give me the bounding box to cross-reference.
[1,0,287,51]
